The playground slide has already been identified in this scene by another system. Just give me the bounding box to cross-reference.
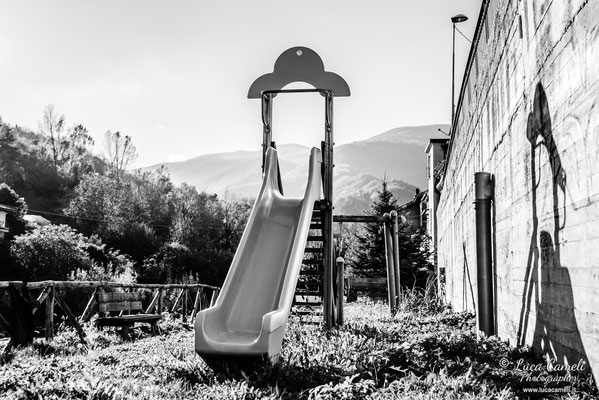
[195,146,322,362]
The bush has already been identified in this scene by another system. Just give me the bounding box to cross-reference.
[140,242,195,283]
[10,224,135,282]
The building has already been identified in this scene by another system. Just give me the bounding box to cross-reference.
[424,138,449,290]
[397,188,427,229]
[430,0,599,383]
[0,204,16,239]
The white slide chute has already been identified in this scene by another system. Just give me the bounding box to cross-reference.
[195,146,322,362]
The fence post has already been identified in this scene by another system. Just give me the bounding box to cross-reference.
[383,213,397,313]
[209,288,219,307]
[192,288,202,321]
[80,288,97,322]
[157,289,163,315]
[45,285,55,340]
[336,257,344,325]
[390,210,401,304]
[182,288,188,322]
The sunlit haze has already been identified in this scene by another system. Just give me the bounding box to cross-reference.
[0,0,480,167]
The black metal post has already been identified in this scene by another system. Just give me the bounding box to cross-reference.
[261,93,273,173]
[452,22,456,128]
[323,91,335,328]
[474,172,494,336]
[383,213,397,313]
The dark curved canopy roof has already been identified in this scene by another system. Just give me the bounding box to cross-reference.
[248,46,350,98]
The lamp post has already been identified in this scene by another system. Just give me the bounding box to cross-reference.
[451,14,468,132]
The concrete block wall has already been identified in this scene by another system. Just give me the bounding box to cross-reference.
[437,0,599,382]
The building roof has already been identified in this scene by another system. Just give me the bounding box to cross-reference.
[425,138,450,153]
[0,204,17,213]
[23,214,51,226]
[398,189,427,211]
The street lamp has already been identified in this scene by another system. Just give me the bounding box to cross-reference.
[451,14,468,132]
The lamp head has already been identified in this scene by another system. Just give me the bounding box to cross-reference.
[451,14,468,24]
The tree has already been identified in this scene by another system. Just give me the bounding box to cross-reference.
[104,130,137,177]
[351,177,398,278]
[395,222,434,290]
[0,184,28,280]
[65,168,174,267]
[350,177,434,288]
[38,104,67,172]
[0,123,25,188]
[168,184,230,284]
[0,183,28,239]
[64,124,95,180]
[128,167,174,238]
[64,172,132,236]
[219,191,253,253]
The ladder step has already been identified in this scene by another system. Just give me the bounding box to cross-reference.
[307,235,324,242]
[309,223,322,230]
[295,290,323,296]
[304,247,323,253]
[302,259,323,265]
[299,270,323,276]
[297,279,323,286]
[292,308,322,314]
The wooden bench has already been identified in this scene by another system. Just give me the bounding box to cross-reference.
[346,277,387,301]
[95,291,162,336]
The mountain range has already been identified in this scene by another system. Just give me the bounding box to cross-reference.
[143,124,449,215]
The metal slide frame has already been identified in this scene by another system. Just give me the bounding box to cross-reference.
[248,47,350,327]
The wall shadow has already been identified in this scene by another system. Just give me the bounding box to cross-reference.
[516,83,593,382]
[462,242,476,313]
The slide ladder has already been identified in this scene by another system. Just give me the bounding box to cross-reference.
[294,203,325,308]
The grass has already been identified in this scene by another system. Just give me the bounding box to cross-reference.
[0,300,596,399]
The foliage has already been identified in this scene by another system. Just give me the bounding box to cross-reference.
[104,130,138,178]
[38,105,96,179]
[68,240,136,284]
[64,173,164,266]
[350,178,434,289]
[1,109,101,212]
[38,104,67,172]
[0,183,28,237]
[0,184,29,280]
[2,110,254,285]
[140,242,195,283]
[0,123,25,190]
[2,303,593,399]
[168,184,230,284]
[64,171,251,285]
[219,191,253,253]
[10,224,134,282]
[351,177,398,278]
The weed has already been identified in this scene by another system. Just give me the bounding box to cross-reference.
[0,304,595,399]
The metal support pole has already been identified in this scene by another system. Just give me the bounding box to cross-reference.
[336,257,344,325]
[474,172,495,336]
[452,22,456,128]
[383,213,397,313]
[323,91,335,328]
[261,93,273,173]
[390,211,401,303]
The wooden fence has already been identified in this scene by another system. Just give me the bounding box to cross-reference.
[0,280,220,355]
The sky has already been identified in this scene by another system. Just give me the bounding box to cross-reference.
[0,0,481,167]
